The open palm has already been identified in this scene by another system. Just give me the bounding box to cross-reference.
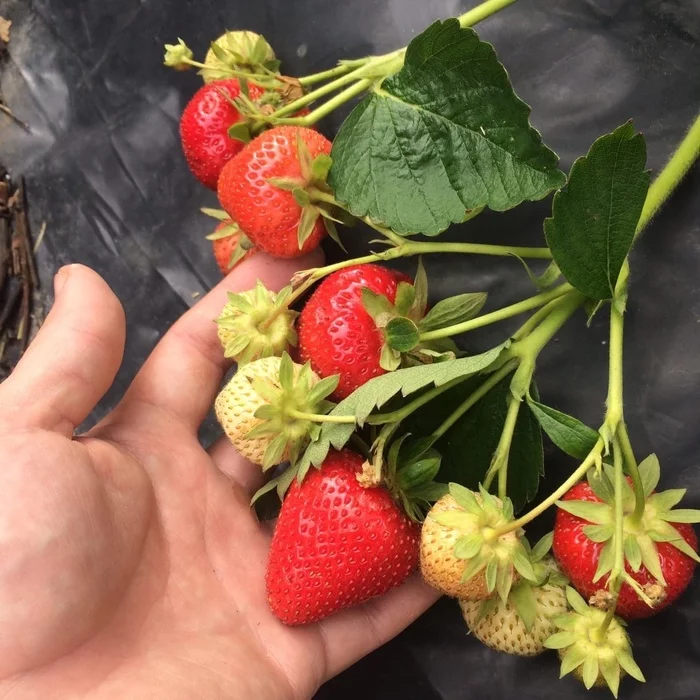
[0,255,437,700]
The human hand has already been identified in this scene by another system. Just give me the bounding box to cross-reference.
[0,256,438,700]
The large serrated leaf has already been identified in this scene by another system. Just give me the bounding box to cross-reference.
[545,121,650,300]
[329,19,566,236]
[296,344,507,474]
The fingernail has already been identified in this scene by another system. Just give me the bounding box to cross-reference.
[54,265,73,295]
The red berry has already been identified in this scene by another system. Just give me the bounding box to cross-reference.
[266,449,420,625]
[553,479,698,619]
[210,220,255,275]
[217,126,331,258]
[297,264,413,400]
[180,79,263,190]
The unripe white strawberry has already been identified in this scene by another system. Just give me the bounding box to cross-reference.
[215,354,338,469]
[420,485,535,601]
[461,578,567,656]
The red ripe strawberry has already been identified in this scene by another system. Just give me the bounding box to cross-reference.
[266,449,420,625]
[217,126,331,258]
[208,220,256,274]
[553,478,698,619]
[297,264,414,400]
[180,78,264,190]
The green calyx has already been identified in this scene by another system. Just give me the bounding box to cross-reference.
[164,38,194,70]
[375,432,448,521]
[246,353,339,470]
[545,587,645,698]
[362,258,489,371]
[556,455,700,596]
[202,30,280,82]
[266,135,347,250]
[432,483,538,601]
[216,281,298,365]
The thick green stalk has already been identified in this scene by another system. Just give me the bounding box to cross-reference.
[419,284,572,342]
[298,62,357,86]
[618,422,646,524]
[457,0,519,27]
[635,113,700,238]
[288,410,356,424]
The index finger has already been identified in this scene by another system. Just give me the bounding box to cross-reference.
[107,250,323,433]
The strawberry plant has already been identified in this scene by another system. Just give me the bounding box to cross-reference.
[165,1,700,695]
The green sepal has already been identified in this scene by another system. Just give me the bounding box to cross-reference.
[582,656,600,690]
[298,206,321,247]
[556,499,610,524]
[418,292,487,333]
[228,121,252,143]
[530,532,553,562]
[385,317,421,352]
[638,453,660,496]
[592,540,614,583]
[201,207,230,220]
[509,580,537,631]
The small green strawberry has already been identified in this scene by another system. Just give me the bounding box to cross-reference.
[216,281,297,365]
[544,586,645,698]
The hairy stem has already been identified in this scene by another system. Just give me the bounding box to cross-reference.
[419,283,573,342]
[431,362,516,440]
[288,410,356,424]
[493,439,605,537]
[298,62,357,86]
[457,0,519,27]
[483,393,522,497]
[635,113,700,239]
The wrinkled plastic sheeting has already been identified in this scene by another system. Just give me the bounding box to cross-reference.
[1,0,700,698]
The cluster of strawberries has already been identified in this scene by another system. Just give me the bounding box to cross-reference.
[166,29,699,696]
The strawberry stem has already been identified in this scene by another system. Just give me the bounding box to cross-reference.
[430,362,517,440]
[287,410,356,424]
[263,0,520,124]
[298,62,358,87]
[418,283,573,342]
[483,393,522,499]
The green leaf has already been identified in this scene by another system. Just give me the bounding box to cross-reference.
[624,535,643,572]
[361,288,396,325]
[201,207,230,220]
[592,540,614,582]
[582,657,600,690]
[297,344,508,474]
[565,586,589,615]
[511,256,561,291]
[662,508,700,523]
[638,536,666,584]
[556,500,610,524]
[311,154,333,182]
[329,20,565,236]
[394,282,416,317]
[587,467,615,504]
[615,650,646,683]
[510,581,537,631]
[530,532,554,562]
[403,373,543,513]
[385,317,421,352]
[418,293,488,333]
[544,121,651,300]
[454,532,484,560]
[638,454,660,496]
[406,482,449,502]
[527,399,599,460]
[649,488,686,511]
[583,523,614,543]
[396,452,442,490]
